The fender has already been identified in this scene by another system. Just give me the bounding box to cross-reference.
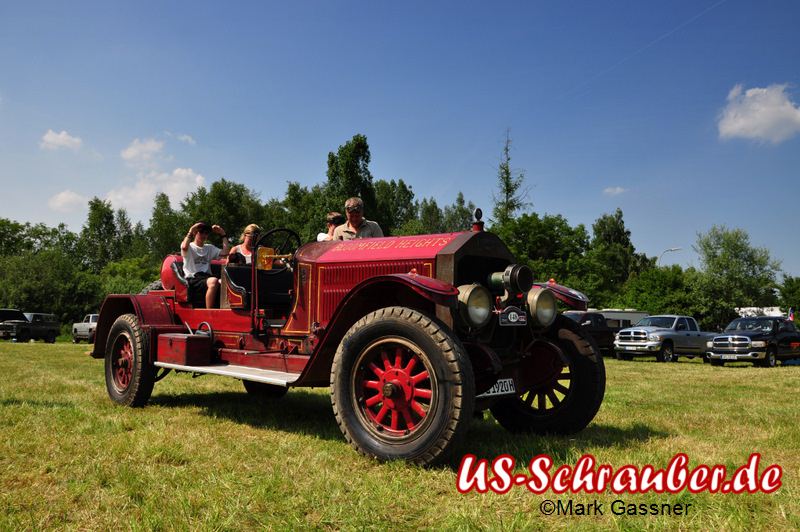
[91,294,179,359]
[294,273,459,386]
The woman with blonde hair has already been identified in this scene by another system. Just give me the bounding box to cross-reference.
[227,223,261,265]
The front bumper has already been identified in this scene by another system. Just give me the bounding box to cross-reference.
[706,350,766,361]
[614,341,661,353]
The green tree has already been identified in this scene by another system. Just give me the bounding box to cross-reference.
[585,208,651,305]
[779,275,800,314]
[78,197,119,272]
[0,250,102,325]
[442,192,475,232]
[326,134,376,215]
[100,257,160,295]
[612,265,699,316]
[692,226,780,329]
[148,193,186,259]
[491,130,528,228]
[181,179,266,246]
[374,179,415,235]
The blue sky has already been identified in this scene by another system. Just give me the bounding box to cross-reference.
[1,1,799,274]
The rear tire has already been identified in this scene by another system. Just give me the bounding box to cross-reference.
[243,380,288,399]
[104,314,155,407]
[46,333,56,344]
[331,306,474,466]
[491,316,605,435]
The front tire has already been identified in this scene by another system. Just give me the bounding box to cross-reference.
[104,314,155,407]
[330,306,474,466]
[657,343,674,363]
[760,348,777,368]
[615,351,632,361]
[491,316,606,435]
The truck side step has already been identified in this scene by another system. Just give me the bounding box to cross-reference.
[153,362,300,386]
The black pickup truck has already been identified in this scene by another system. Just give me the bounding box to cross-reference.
[707,316,800,367]
[564,311,618,355]
[0,309,60,343]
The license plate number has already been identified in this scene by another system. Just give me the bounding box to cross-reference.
[721,354,738,361]
[477,378,516,398]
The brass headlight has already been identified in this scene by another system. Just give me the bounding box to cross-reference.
[526,287,557,328]
[457,284,493,329]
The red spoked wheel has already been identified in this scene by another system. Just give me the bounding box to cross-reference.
[354,338,437,439]
[104,314,155,407]
[331,307,474,465]
[111,334,134,392]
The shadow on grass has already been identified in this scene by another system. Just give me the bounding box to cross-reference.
[151,389,344,441]
[0,398,72,408]
[150,389,671,465]
[456,421,671,465]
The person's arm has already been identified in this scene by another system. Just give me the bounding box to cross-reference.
[371,221,384,238]
[181,222,202,254]
[213,225,231,257]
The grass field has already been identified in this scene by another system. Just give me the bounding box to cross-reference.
[1,342,798,530]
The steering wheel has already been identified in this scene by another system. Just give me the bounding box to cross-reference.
[255,228,301,271]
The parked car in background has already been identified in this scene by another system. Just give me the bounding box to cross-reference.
[564,311,618,355]
[73,314,99,343]
[0,310,59,343]
[706,316,800,367]
[595,309,649,330]
[614,315,714,362]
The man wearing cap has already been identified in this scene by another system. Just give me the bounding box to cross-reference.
[332,197,383,241]
[181,221,230,308]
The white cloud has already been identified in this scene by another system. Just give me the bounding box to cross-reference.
[120,137,164,166]
[718,84,800,143]
[40,129,83,151]
[106,167,205,214]
[48,190,88,212]
[603,186,627,197]
[177,133,196,145]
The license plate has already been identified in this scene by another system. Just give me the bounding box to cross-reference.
[721,354,738,361]
[477,378,516,398]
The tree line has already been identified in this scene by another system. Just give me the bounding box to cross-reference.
[1,133,797,332]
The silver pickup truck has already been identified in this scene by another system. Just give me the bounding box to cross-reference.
[72,314,99,343]
[614,315,714,362]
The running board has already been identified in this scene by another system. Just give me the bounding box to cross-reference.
[154,362,300,386]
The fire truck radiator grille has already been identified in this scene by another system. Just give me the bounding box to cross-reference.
[319,260,432,321]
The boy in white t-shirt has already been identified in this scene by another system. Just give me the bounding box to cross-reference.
[181,221,231,308]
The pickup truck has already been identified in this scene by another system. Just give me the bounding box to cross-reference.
[614,315,714,362]
[0,309,59,343]
[706,316,800,367]
[72,314,99,343]
[564,311,618,355]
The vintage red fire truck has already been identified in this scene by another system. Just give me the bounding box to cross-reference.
[92,214,605,465]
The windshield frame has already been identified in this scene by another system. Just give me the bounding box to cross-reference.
[724,318,775,333]
[634,316,677,329]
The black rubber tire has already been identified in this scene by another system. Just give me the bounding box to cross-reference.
[88,333,95,345]
[710,359,724,367]
[330,306,474,466]
[760,348,777,368]
[45,333,56,344]
[615,351,632,361]
[657,342,674,363]
[490,316,606,435]
[104,314,155,407]
[72,336,80,344]
[16,331,29,343]
[140,279,164,295]
[243,380,288,399]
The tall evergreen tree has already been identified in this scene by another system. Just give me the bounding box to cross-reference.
[491,130,528,227]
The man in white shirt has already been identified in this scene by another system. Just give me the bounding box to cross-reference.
[181,221,231,308]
